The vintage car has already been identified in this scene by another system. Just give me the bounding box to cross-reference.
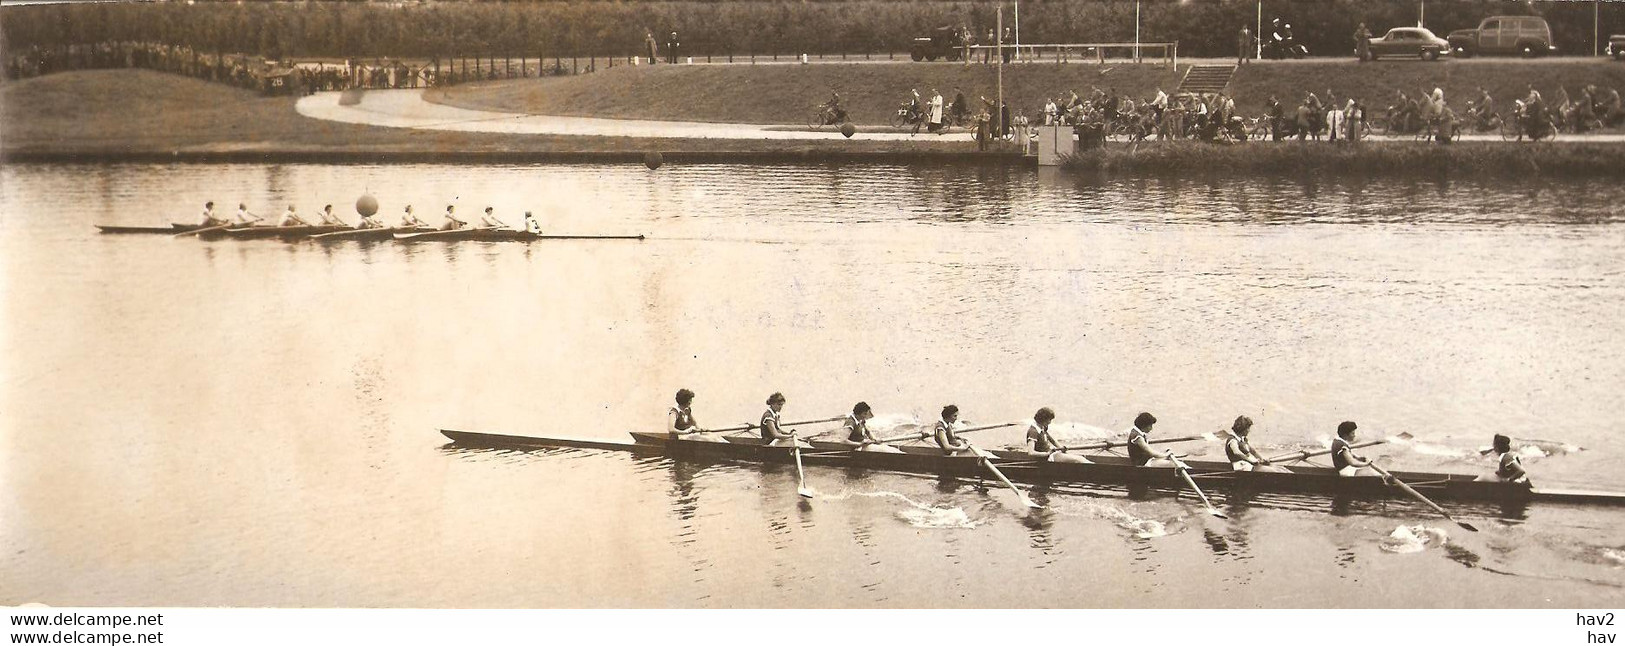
[1365,27,1451,61]
[1448,16,1557,58]
[910,26,964,62]
[1610,34,1625,61]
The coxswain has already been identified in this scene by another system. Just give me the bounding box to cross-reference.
[479,206,507,229]
[1225,416,1290,473]
[760,392,808,448]
[1331,421,1380,477]
[440,205,466,231]
[1025,407,1090,463]
[199,201,226,227]
[400,205,428,229]
[524,211,542,235]
[1126,412,1177,467]
[1475,434,1531,485]
[277,204,309,227]
[667,388,724,443]
[838,402,901,453]
[934,405,974,455]
[317,204,346,226]
[232,203,262,227]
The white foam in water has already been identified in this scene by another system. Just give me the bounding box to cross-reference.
[846,491,984,529]
[1050,499,1169,538]
[1602,549,1625,567]
[1049,422,1115,442]
[1379,525,1449,554]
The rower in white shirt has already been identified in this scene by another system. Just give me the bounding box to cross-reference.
[232,203,263,227]
[479,207,508,229]
[317,204,347,226]
[277,205,309,227]
[524,211,542,234]
[400,205,428,229]
[198,201,227,227]
[440,205,466,231]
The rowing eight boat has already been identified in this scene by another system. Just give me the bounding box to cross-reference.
[393,229,646,242]
[96,224,210,234]
[309,226,434,240]
[438,429,1625,507]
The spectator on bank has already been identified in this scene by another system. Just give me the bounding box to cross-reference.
[1354,23,1372,62]
[951,87,968,125]
[961,26,975,66]
[645,31,659,65]
[1044,97,1059,125]
[1002,27,1014,63]
[1238,26,1252,65]
[666,31,680,64]
[984,29,995,64]
[929,89,945,133]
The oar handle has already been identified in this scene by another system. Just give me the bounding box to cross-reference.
[1263,439,1386,464]
[699,415,843,434]
[877,421,1016,445]
[1058,434,1205,452]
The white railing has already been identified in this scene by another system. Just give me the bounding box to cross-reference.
[963,42,1177,67]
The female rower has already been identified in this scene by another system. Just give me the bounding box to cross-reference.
[760,392,808,448]
[440,205,466,231]
[318,204,346,226]
[199,201,226,227]
[479,207,507,229]
[1127,412,1177,468]
[232,203,261,227]
[1331,421,1379,477]
[1025,407,1090,463]
[1475,434,1531,486]
[667,388,724,443]
[358,209,386,229]
[839,402,901,453]
[400,205,428,229]
[524,211,542,235]
[1226,416,1290,473]
[934,405,974,455]
[277,204,309,227]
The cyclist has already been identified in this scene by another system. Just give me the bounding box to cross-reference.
[822,91,847,125]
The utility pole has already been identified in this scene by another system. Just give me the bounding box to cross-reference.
[1256,1,1262,59]
[997,2,1004,140]
[1014,1,1020,63]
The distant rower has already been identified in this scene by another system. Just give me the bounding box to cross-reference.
[838,401,901,453]
[524,211,542,234]
[667,388,724,443]
[1226,416,1290,473]
[934,405,974,455]
[232,203,261,227]
[760,392,808,448]
[278,204,309,227]
[400,205,428,229]
[479,207,507,229]
[357,208,385,229]
[318,204,346,226]
[1476,434,1531,485]
[441,205,466,231]
[1126,412,1178,467]
[1331,421,1380,476]
[1025,407,1091,463]
[199,201,226,227]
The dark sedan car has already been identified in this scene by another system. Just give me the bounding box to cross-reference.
[1366,27,1451,61]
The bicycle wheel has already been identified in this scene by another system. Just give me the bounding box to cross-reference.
[1500,120,1519,141]
[807,110,824,131]
[889,111,908,131]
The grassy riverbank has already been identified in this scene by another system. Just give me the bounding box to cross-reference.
[0,70,987,159]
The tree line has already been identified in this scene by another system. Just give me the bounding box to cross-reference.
[3,1,1620,62]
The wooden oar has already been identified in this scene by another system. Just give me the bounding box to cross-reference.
[1264,440,1385,464]
[1366,461,1478,532]
[1171,456,1228,519]
[792,443,813,499]
[698,415,845,434]
[174,223,231,237]
[875,421,1017,445]
[970,445,1041,509]
[1057,434,1205,453]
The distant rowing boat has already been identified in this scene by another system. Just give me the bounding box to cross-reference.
[217,225,350,239]
[393,229,646,242]
[439,429,1625,507]
[96,223,209,234]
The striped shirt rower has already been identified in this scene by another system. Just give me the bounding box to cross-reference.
[760,392,809,448]
[934,405,974,455]
[1126,412,1177,468]
[838,401,902,453]
[1225,415,1290,473]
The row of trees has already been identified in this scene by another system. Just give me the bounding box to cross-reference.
[3,1,1621,61]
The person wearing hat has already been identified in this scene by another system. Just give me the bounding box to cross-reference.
[1225,416,1290,473]
[1331,421,1379,477]
[667,388,725,443]
[1476,434,1531,485]
[1126,412,1177,467]
[838,402,901,453]
[1025,407,1091,464]
[760,392,809,448]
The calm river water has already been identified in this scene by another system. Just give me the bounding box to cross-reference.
[2,162,1623,608]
